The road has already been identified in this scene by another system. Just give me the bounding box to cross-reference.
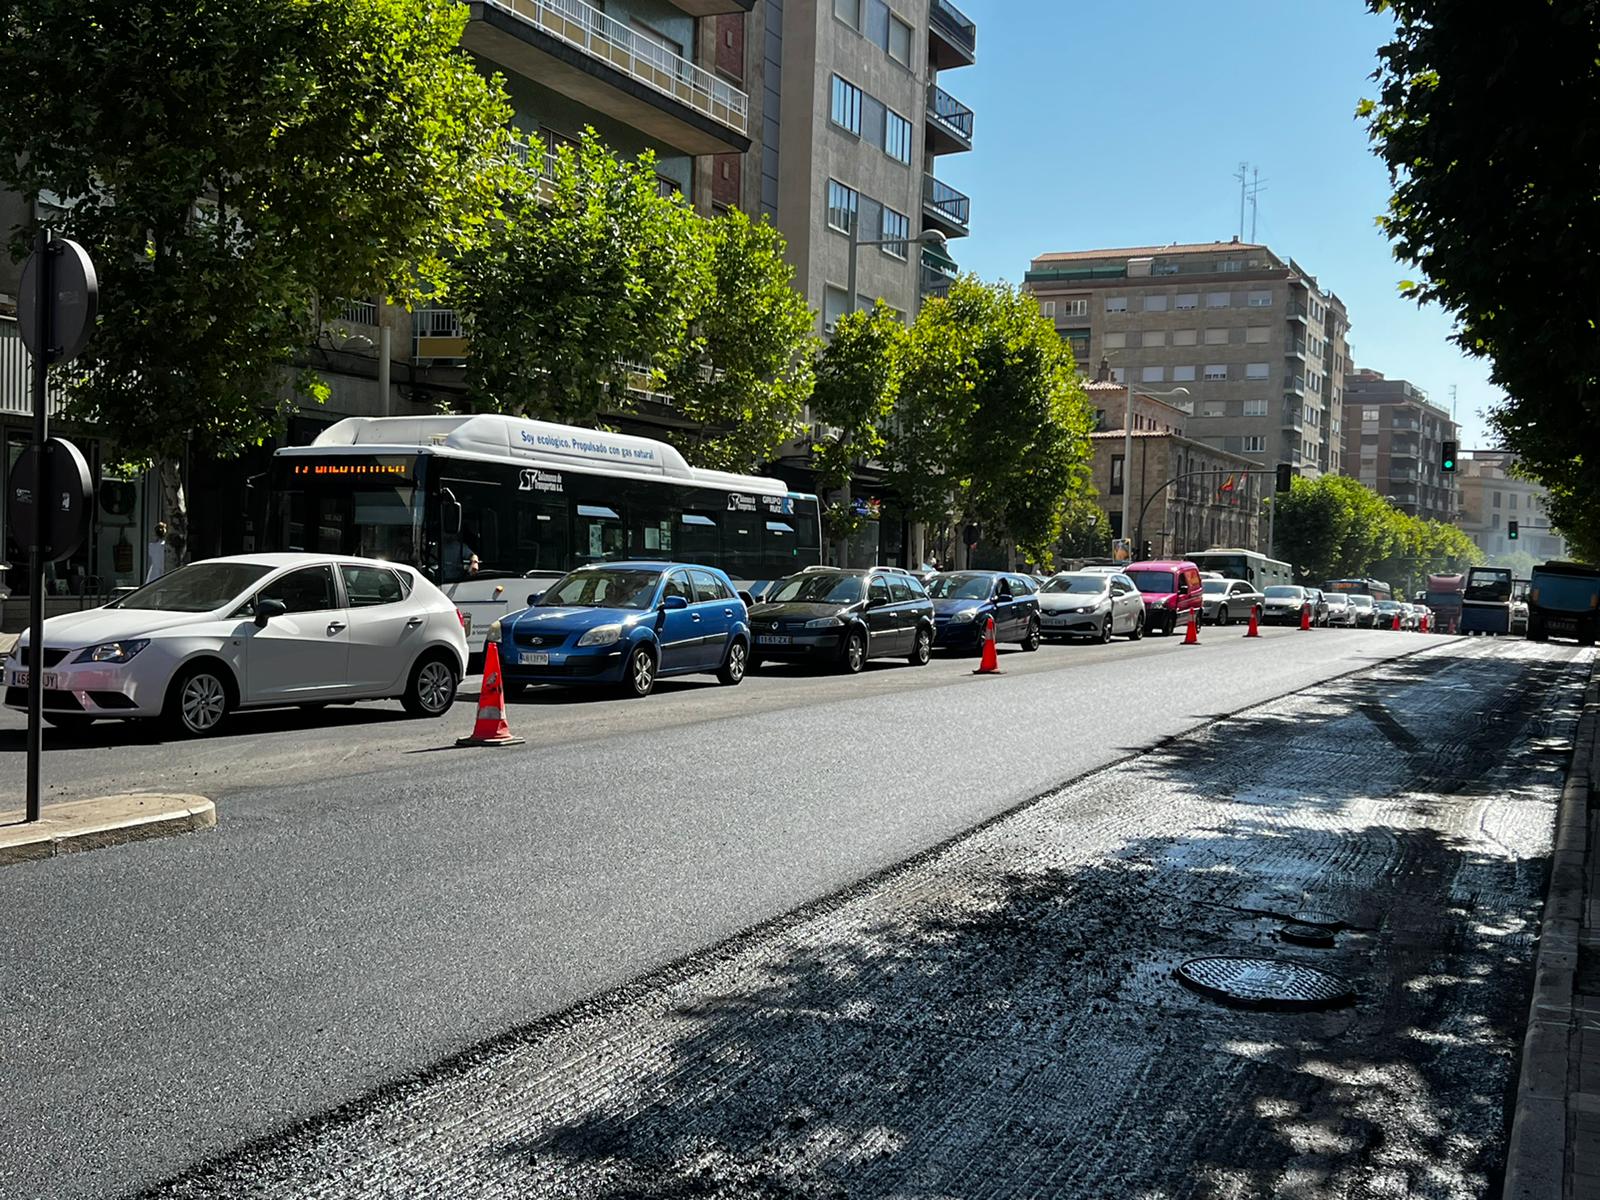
[0,628,1566,1197]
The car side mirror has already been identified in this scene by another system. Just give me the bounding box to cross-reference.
[737,590,755,607]
[254,598,287,628]
[526,591,543,607]
[661,594,689,611]
[866,595,888,609]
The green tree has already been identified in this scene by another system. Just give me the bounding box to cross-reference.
[811,302,905,554]
[0,0,513,557]
[666,208,816,473]
[1360,0,1600,552]
[1056,494,1112,562]
[889,276,1094,564]
[454,130,709,425]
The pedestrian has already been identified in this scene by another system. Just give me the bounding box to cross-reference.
[146,521,169,583]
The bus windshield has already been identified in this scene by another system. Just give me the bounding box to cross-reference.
[269,456,421,566]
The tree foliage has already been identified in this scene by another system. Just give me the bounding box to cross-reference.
[666,208,816,473]
[811,302,905,542]
[454,131,708,425]
[1274,473,1483,593]
[0,0,512,465]
[1360,0,1600,556]
[888,276,1094,562]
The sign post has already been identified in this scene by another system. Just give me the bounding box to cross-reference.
[10,227,98,822]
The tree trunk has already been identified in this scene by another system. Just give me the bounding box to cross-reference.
[831,476,851,568]
[155,454,189,569]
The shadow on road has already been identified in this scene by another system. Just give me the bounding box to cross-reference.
[0,702,414,752]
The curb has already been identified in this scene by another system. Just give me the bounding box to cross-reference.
[0,793,216,866]
[1502,667,1598,1200]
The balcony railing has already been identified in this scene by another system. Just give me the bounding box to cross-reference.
[1285,338,1307,358]
[486,0,749,135]
[1284,375,1306,396]
[1282,406,1304,430]
[929,0,977,56]
[1286,301,1308,321]
[923,175,970,230]
[927,85,974,141]
[0,318,69,417]
[413,307,468,362]
[338,299,378,326]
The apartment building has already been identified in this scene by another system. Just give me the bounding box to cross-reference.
[1024,240,1352,481]
[1340,369,1459,523]
[1458,450,1569,563]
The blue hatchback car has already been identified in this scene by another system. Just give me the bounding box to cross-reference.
[491,562,751,698]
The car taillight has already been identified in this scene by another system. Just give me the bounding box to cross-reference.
[456,609,468,628]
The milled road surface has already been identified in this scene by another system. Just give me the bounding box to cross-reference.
[0,630,1567,1198]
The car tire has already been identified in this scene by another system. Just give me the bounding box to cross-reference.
[1098,615,1113,644]
[43,713,95,732]
[717,639,749,686]
[908,625,933,666]
[842,629,867,674]
[620,645,657,698]
[163,662,233,738]
[402,652,459,718]
[1128,612,1144,641]
[1021,618,1041,652]
[1217,606,1229,627]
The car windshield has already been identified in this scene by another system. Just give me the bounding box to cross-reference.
[1326,595,1348,606]
[108,561,274,612]
[1533,572,1600,610]
[1042,575,1106,595]
[925,573,994,600]
[540,568,661,609]
[1125,570,1176,593]
[1376,600,1401,611]
[1202,580,1230,594]
[1264,586,1304,599]
[1350,595,1374,607]
[768,572,864,604]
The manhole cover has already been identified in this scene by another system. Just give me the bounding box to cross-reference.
[1177,956,1355,1010]
[1290,910,1345,929]
[1279,922,1337,948]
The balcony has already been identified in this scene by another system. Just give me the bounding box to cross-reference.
[1285,301,1308,323]
[413,307,468,363]
[928,0,976,69]
[463,0,751,157]
[1282,405,1304,431]
[922,174,970,238]
[1285,338,1307,360]
[1389,440,1420,460]
[925,84,973,154]
[660,0,751,15]
[1284,375,1305,396]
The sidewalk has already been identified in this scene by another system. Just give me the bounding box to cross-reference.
[1505,669,1600,1200]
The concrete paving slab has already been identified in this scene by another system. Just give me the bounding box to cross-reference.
[0,793,214,865]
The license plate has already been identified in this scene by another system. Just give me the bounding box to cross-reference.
[1043,616,1070,625]
[10,670,63,690]
[757,635,792,646]
[518,652,549,666]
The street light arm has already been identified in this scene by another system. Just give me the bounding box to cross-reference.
[1132,467,1277,554]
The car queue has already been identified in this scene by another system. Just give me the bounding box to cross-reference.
[4,551,1443,735]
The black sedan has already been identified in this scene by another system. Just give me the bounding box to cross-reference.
[746,568,936,673]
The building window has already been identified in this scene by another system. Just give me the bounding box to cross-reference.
[1245,325,1269,344]
[1104,331,1126,349]
[1246,362,1269,380]
[1220,259,1243,273]
[1244,435,1265,453]
[1065,298,1089,317]
[830,76,862,135]
[1492,491,1502,508]
[1204,402,1225,417]
[1106,296,1128,313]
[1175,293,1198,310]
[825,179,858,234]
[884,108,912,163]
[1110,455,1124,495]
[1039,300,1056,318]
[1204,328,1228,345]
[1206,291,1231,308]
[1509,492,1518,510]
[823,285,850,331]
[833,0,860,28]
[1144,294,1168,312]
[887,14,912,65]
[880,206,908,258]
[1247,290,1273,307]
[1492,513,1501,529]
[1063,329,1090,361]
[1173,329,1198,347]
[1142,366,1164,383]
[1204,364,1228,381]
[1172,365,1196,382]
[1143,330,1166,348]
[1243,397,1267,416]
[1363,408,1380,423]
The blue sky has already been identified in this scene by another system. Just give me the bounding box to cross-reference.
[938,0,1499,448]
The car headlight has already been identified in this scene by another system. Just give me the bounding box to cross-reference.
[577,624,622,648]
[74,639,150,664]
[488,618,502,643]
[954,609,978,623]
[803,617,842,629]
[1149,598,1167,609]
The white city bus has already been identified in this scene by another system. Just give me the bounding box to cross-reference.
[266,414,823,651]
[1184,547,1294,589]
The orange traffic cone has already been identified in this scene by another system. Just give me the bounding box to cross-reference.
[1300,604,1312,632]
[1392,612,1402,631]
[1183,610,1200,645]
[456,641,525,746]
[1244,605,1261,638]
[973,615,1001,675]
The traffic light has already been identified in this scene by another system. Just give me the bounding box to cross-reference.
[1275,463,1294,494]
[1508,519,1519,540]
[1441,440,1457,472]
[1140,539,1153,559]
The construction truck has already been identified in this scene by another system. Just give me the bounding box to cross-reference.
[1424,573,1465,634]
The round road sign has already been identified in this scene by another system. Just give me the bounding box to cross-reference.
[7,437,93,562]
[18,238,99,364]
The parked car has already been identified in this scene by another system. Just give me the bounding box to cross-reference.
[1036,571,1145,642]
[1304,587,1331,627]
[1124,559,1204,635]
[1373,599,1410,629]
[924,571,1042,652]
[746,567,935,673]
[1323,593,1358,627]
[1347,593,1379,628]
[1199,578,1263,626]
[3,554,467,736]
[492,562,749,699]
[1260,584,1313,626]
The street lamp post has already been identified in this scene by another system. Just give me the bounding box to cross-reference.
[1119,382,1189,558]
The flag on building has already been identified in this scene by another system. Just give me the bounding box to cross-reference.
[1219,474,1236,493]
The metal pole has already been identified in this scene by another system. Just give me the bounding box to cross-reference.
[1267,492,1276,560]
[26,226,51,823]
[378,323,392,418]
[1119,380,1133,555]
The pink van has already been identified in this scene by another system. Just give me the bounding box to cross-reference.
[1124,559,1204,635]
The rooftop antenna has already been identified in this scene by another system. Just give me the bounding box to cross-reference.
[1247,167,1268,242]
[1235,162,1250,241]
[1449,383,1458,421]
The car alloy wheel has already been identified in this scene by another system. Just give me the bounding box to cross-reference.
[1129,612,1144,641]
[178,669,228,735]
[625,646,657,697]
[1217,606,1229,627]
[844,631,866,674]
[718,640,748,685]
[909,626,932,665]
[415,660,456,714]
[1099,615,1113,644]
[1022,618,1041,652]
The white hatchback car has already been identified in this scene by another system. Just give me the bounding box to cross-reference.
[4,553,468,737]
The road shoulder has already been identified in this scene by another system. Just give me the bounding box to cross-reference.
[0,793,215,865]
